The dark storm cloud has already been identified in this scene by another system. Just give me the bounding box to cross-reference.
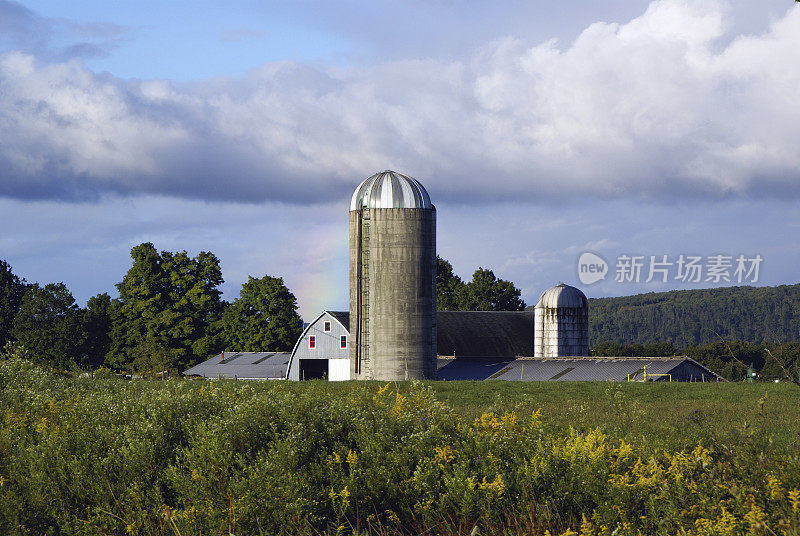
[0,0,799,205]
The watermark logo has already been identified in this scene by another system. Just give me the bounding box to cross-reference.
[578,252,609,285]
[577,252,763,285]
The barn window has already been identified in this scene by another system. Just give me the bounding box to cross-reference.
[309,336,316,349]
[324,321,331,332]
[340,335,347,349]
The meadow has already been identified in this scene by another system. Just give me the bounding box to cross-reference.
[1,358,799,535]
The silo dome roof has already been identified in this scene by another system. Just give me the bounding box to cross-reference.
[350,170,432,211]
[535,283,588,309]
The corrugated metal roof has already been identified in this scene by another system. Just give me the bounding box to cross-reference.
[437,311,534,357]
[437,358,515,380]
[184,352,290,379]
[535,283,587,309]
[350,170,432,211]
[437,357,721,382]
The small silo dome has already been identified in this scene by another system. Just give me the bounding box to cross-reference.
[350,170,432,211]
[535,283,587,309]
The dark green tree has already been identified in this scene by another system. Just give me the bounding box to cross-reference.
[436,256,465,311]
[11,282,86,369]
[108,243,225,372]
[82,293,115,370]
[221,275,303,352]
[459,268,526,311]
[0,260,27,347]
[588,284,800,347]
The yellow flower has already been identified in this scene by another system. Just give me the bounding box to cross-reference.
[413,499,434,513]
[478,474,505,497]
[385,509,400,525]
[433,445,455,465]
[346,449,358,466]
[373,383,390,403]
[788,488,800,513]
[579,514,597,536]
[767,474,784,501]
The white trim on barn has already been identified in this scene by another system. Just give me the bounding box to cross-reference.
[287,311,350,381]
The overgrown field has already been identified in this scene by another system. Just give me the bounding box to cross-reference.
[1,359,799,536]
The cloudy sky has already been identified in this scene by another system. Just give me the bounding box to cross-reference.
[1,0,799,319]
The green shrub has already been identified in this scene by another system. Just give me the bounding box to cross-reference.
[1,360,799,535]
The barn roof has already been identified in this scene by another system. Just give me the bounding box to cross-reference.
[437,356,722,382]
[437,310,534,357]
[327,311,350,331]
[184,352,290,380]
[313,310,533,358]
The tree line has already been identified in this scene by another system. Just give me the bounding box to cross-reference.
[0,243,303,373]
[589,284,800,347]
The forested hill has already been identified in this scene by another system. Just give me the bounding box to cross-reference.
[589,284,800,346]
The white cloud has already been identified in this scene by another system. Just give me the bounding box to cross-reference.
[0,0,798,203]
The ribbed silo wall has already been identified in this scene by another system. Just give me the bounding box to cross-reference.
[349,208,437,380]
[534,307,589,357]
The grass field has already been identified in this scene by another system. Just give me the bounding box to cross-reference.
[2,359,800,535]
[431,380,800,452]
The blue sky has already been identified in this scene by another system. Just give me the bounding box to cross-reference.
[1,0,799,319]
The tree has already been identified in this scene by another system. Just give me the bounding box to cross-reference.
[11,282,86,369]
[0,260,26,347]
[459,268,526,311]
[436,257,526,311]
[82,293,115,370]
[221,275,303,352]
[108,243,225,372]
[436,256,465,311]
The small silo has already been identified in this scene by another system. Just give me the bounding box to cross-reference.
[349,170,437,380]
[534,283,589,357]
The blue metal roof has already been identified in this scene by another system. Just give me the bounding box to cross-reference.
[184,352,290,379]
[437,357,721,382]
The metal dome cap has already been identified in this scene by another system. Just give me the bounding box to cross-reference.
[350,170,432,211]
[535,283,588,309]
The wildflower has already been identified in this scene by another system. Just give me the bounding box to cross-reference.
[433,445,455,466]
[527,408,543,431]
[789,489,800,513]
[478,474,505,497]
[384,509,400,525]
[329,485,350,512]
[766,474,784,501]
[346,449,358,466]
[413,499,434,513]
[373,383,390,403]
[579,514,597,536]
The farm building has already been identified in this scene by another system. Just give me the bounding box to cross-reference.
[182,170,721,383]
[286,311,350,381]
[437,311,534,357]
[349,170,437,381]
[437,356,722,382]
[184,352,289,380]
[184,311,721,382]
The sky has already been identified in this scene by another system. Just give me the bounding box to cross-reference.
[1,0,799,320]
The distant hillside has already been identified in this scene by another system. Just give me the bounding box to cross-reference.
[589,284,800,346]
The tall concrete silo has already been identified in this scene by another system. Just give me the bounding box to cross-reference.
[349,170,437,380]
[534,283,589,357]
